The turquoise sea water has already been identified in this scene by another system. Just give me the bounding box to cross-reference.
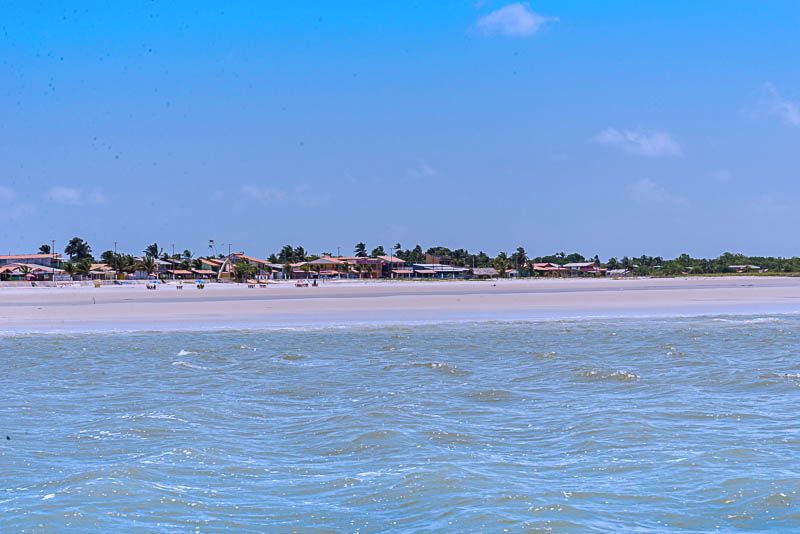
[3,316,800,531]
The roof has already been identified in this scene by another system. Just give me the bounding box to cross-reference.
[200,258,223,265]
[412,264,469,272]
[472,267,499,276]
[167,269,193,275]
[232,253,272,265]
[306,257,344,265]
[564,262,597,268]
[90,263,114,271]
[392,269,414,274]
[0,253,61,260]
[415,269,437,274]
[0,262,64,273]
[377,255,405,264]
[533,263,567,271]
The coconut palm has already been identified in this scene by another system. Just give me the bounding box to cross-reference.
[232,261,257,282]
[138,255,156,276]
[38,244,51,254]
[144,242,161,259]
[74,258,93,278]
[64,237,92,260]
[63,262,77,279]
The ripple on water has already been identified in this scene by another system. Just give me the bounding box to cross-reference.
[578,369,639,382]
[7,316,800,530]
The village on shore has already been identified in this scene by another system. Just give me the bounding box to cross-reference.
[0,237,785,285]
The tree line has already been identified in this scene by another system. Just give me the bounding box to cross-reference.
[38,237,800,277]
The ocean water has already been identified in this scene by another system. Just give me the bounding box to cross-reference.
[3,316,800,531]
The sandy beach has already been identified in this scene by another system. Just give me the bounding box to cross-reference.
[2,276,800,333]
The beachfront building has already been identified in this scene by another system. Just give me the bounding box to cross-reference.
[412,263,470,279]
[199,257,224,272]
[166,269,194,279]
[89,263,116,280]
[729,264,764,273]
[0,253,62,268]
[471,267,499,279]
[425,253,452,265]
[230,253,284,279]
[376,255,407,278]
[0,262,65,281]
[563,262,606,276]
[607,268,635,278]
[337,257,383,279]
[532,263,569,277]
[304,257,348,278]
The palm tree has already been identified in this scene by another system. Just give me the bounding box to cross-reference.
[138,255,156,276]
[278,245,294,262]
[354,242,367,257]
[144,242,161,259]
[74,258,92,279]
[64,237,92,260]
[232,261,256,282]
[63,262,77,279]
[493,253,509,278]
[111,254,136,279]
[18,265,32,279]
[38,244,51,254]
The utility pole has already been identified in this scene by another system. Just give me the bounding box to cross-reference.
[171,243,175,258]
[114,241,117,255]
[51,239,56,281]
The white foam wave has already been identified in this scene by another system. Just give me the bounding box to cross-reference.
[171,361,208,370]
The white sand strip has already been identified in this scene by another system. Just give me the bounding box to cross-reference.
[1,277,800,333]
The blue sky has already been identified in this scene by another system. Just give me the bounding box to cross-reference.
[2,1,800,259]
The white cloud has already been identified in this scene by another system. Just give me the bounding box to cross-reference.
[628,178,687,207]
[751,82,800,127]
[241,185,286,203]
[88,190,108,204]
[476,3,557,37]
[0,186,34,221]
[596,128,682,157]
[710,169,732,183]
[45,186,81,205]
[0,185,16,202]
[44,186,106,205]
[750,192,788,214]
[407,161,438,180]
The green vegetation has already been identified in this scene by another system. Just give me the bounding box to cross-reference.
[15,235,800,282]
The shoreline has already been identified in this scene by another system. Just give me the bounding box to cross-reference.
[3,276,800,334]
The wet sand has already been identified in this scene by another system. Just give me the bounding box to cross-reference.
[2,277,800,333]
